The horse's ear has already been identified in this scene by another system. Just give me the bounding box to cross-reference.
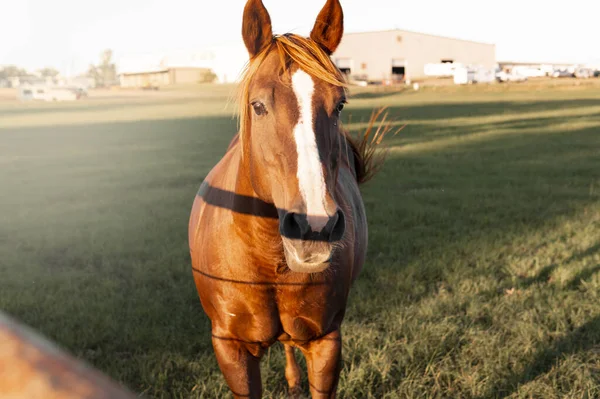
[310,0,344,55]
[242,0,273,58]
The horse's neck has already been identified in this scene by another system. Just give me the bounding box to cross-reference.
[233,154,284,273]
[234,147,260,199]
[232,143,282,248]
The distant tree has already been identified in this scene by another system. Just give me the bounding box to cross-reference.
[198,69,218,84]
[0,65,28,79]
[87,64,101,84]
[38,67,60,78]
[87,49,117,87]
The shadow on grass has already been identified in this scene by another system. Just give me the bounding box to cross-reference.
[511,230,600,291]
[343,103,600,397]
[564,243,600,265]
[345,98,600,123]
[1,96,599,397]
[566,264,600,290]
[476,315,600,399]
[519,264,559,288]
[345,102,600,150]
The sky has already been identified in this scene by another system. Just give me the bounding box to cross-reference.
[1,0,599,76]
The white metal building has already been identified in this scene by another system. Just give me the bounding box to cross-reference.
[332,29,496,83]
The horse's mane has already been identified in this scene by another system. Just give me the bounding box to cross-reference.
[345,107,398,185]
[235,33,391,186]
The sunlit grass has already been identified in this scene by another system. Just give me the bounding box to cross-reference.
[1,81,599,398]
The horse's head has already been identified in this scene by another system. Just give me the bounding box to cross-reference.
[239,0,348,273]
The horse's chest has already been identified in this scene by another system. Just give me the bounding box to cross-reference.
[276,284,346,342]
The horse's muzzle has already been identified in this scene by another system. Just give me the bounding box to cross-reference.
[281,237,335,273]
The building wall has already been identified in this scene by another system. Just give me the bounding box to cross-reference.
[333,30,496,81]
[171,68,213,84]
[120,71,170,88]
[120,68,215,87]
[172,68,197,84]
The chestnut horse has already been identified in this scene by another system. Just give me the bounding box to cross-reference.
[189,0,390,397]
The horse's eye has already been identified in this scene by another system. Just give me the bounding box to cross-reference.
[252,101,267,116]
[336,102,345,114]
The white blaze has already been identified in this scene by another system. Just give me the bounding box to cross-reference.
[291,69,328,231]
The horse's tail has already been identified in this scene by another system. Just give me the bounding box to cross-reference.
[345,107,404,186]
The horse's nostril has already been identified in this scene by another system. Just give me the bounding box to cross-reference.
[320,210,345,242]
[281,210,345,242]
[329,210,346,242]
[292,213,309,235]
[280,212,309,239]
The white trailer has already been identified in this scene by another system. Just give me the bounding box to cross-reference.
[18,86,79,102]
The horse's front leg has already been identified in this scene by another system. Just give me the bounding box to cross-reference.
[300,330,342,399]
[211,335,262,399]
[284,343,303,397]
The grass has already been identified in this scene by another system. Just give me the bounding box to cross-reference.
[1,80,599,398]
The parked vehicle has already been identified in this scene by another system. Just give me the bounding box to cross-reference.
[513,66,545,78]
[17,87,34,101]
[574,67,593,79]
[474,67,496,83]
[31,87,47,101]
[552,69,574,78]
[46,87,78,101]
[66,86,88,98]
[454,66,476,84]
[540,64,555,76]
[496,69,528,83]
[21,86,80,102]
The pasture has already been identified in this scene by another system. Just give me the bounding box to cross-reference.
[1,80,599,398]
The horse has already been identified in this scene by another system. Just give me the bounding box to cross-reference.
[188,0,392,397]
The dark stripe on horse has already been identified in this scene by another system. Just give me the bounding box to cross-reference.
[197,182,280,219]
[192,267,329,286]
[197,183,340,242]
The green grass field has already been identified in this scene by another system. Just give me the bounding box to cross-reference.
[1,81,599,398]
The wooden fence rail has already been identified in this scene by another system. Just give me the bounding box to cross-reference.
[0,311,137,399]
